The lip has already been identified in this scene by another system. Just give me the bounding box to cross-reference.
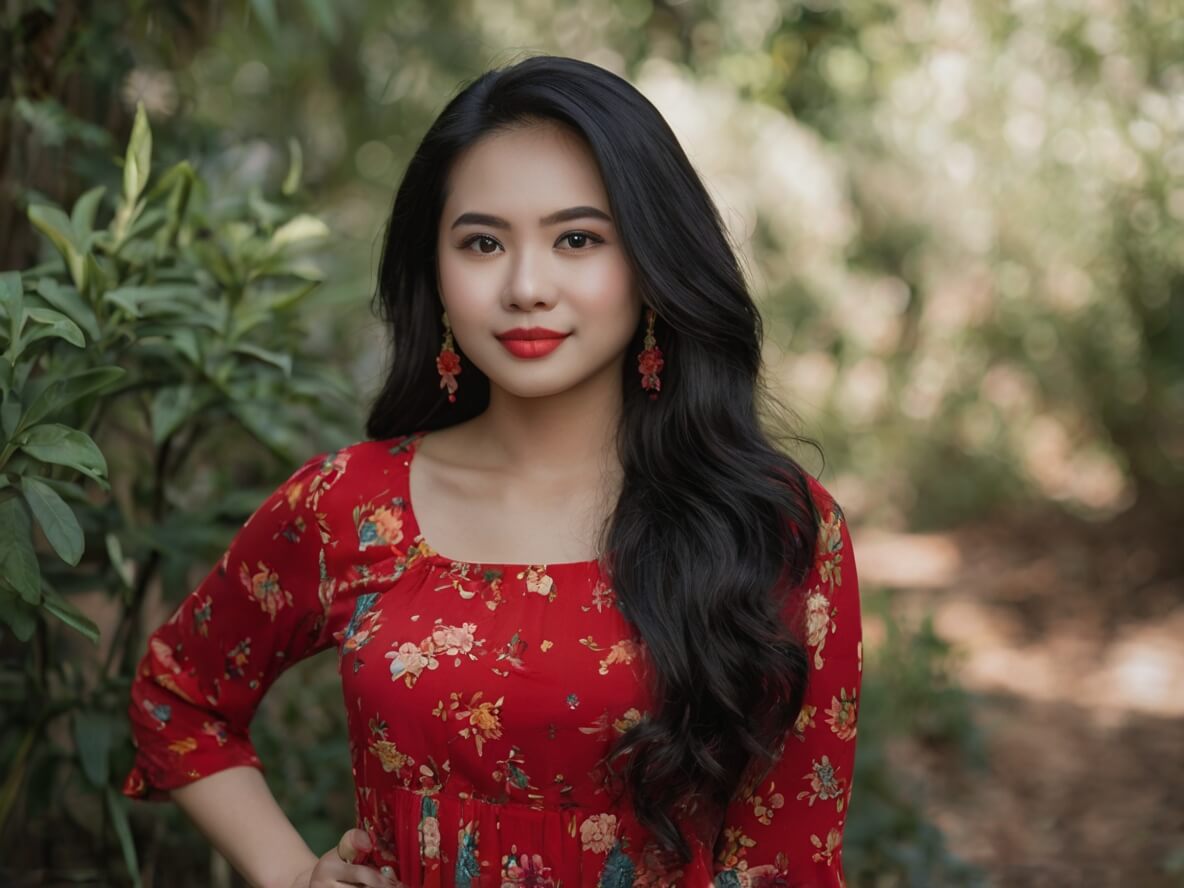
[495,327,571,341]
[498,335,568,359]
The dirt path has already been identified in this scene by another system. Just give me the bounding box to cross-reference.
[856,501,1184,887]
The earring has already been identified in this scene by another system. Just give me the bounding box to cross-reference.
[437,311,461,403]
[637,307,664,400]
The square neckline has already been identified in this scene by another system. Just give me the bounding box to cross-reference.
[401,430,605,572]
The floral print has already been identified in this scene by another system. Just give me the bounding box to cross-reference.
[122,431,861,886]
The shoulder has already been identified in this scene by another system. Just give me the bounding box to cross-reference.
[779,472,860,644]
[801,474,855,581]
[282,435,418,512]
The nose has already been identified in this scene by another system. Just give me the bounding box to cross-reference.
[503,244,558,311]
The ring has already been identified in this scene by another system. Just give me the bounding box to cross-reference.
[380,866,395,877]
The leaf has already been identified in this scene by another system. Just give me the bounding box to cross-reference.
[0,271,23,337]
[23,308,85,349]
[70,185,107,238]
[232,342,292,378]
[269,214,330,252]
[0,586,37,642]
[122,102,152,207]
[21,476,84,566]
[102,284,202,320]
[282,137,303,196]
[105,532,135,595]
[16,423,108,482]
[35,279,100,342]
[150,384,197,445]
[73,710,112,786]
[41,583,100,644]
[166,328,202,366]
[1,391,20,438]
[21,366,126,430]
[28,204,86,291]
[301,0,340,42]
[0,498,41,604]
[105,786,143,888]
[249,0,279,39]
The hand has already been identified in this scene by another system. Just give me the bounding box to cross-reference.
[288,828,406,888]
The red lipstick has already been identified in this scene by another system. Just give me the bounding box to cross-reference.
[495,327,571,359]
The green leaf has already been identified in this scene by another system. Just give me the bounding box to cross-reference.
[102,285,203,320]
[232,342,292,378]
[70,185,107,238]
[166,328,202,366]
[269,214,330,252]
[34,279,100,342]
[22,308,85,349]
[122,102,152,207]
[28,204,86,291]
[41,583,100,644]
[1,391,20,437]
[105,786,143,888]
[0,271,23,336]
[249,0,279,39]
[300,0,340,42]
[150,384,196,445]
[21,476,84,565]
[82,253,108,298]
[21,366,126,431]
[105,532,136,595]
[16,423,108,482]
[0,585,37,641]
[144,159,195,202]
[159,162,195,246]
[282,137,303,196]
[0,498,41,604]
[73,710,112,786]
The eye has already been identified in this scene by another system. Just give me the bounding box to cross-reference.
[461,234,502,255]
[557,231,604,250]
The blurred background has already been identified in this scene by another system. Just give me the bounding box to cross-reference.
[1,1,1181,886]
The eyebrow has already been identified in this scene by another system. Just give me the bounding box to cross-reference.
[450,206,614,230]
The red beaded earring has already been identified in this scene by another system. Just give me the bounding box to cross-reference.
[437,311,461,403]
[637,307,664,400]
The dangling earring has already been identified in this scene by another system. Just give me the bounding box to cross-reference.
[637,306,664,400]
[437,310,461,403]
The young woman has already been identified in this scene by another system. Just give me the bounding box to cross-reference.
[122,55,862,888]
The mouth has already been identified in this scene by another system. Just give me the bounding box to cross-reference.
[495,327,571,341]
[496,331,570,359]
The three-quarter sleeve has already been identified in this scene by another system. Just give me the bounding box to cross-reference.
[121,451,337,802]
[713,479,862,887]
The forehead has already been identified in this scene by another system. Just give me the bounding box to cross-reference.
[442,122,608,212]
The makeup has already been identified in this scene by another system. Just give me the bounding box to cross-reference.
[495,327,571,359]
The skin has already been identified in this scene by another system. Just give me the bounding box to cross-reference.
[412,119,644,565]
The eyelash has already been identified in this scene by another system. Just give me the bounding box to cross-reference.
[459,231,605,254]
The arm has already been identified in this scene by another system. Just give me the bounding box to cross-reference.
[170,766,318,888]
[713,482,862,887]
[120,451,339,888]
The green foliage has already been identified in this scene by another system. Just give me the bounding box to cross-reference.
[844,589,990,887]
[0,101,356,884]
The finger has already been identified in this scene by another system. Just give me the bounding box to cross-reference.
[330,862,401,887]
[335,827,372,863]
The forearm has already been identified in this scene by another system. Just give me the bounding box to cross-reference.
[168,765,319,888]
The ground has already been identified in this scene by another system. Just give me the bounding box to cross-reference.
[856,497,1184,888]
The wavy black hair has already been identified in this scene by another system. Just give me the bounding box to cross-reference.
[365,53,820,865]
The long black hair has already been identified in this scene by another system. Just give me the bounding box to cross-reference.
[365,53,820,865]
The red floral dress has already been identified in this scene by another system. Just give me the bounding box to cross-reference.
[122,431,862,887]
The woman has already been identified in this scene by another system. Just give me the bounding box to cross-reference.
[122,54,862,888]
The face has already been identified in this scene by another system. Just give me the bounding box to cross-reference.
[436,121,642,402]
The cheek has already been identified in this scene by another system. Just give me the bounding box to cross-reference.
[572,259,637,318]
[436,254,492,317]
